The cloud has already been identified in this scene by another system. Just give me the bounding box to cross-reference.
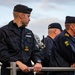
[0,0,41,7]
[0,0,75,15]
[0,0,75,8]
[38,0,75,11]
[27,17,64,39]
[43,0,75,4]
[0,0,75,39]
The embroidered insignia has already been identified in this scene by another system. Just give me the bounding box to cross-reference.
[25,46,29,51]
[65,33,69,37]
[64,41,69,46]
[27,33,31,34]
[26,35,31,37]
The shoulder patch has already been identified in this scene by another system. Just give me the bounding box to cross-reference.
[26,35,31,37]
[25,46,29,51]
[27,32,32,34]
[65,33,69,37]
[64,41,69,46]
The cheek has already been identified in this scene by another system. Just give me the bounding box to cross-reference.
[23,18,28,23]
[73,27,75,32]
[25,17,29,21]
[57,30,61,35]
[72,28,75,36]
[57,32,60,35]
[74,30,75,33]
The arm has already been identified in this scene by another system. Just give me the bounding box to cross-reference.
[16,61,30,72]
[0,29,11,63]
[0,29,20,63]
[31,34,43,72]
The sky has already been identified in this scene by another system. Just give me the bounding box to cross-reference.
[0,0,75,39]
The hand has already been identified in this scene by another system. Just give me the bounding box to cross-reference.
[71,63,75,67]
[16,61,30,72]
[33,63,42,73]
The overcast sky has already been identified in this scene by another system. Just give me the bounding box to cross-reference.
[0,0,75,39]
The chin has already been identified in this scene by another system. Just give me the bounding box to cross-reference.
[25,24,28,27]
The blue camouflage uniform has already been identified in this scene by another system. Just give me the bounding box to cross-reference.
[0,21,43,75]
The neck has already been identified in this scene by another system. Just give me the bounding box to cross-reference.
[13,18,22,27]
[66,30,74,37]
[48,34,56,39]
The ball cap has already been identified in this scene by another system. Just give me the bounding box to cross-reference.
[13,4,32,14]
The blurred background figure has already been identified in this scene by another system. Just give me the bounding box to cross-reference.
[40,23,62,75]
[50,16,75,75]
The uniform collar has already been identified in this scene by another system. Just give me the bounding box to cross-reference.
[8,21,25,37]
[8,21,25,30]
[64,30,75,42]
[64,30,72,38]
[47,35,53,40]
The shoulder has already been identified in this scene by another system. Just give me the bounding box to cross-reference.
[54,30,67,41]
[54,30,71,46]
[1,21,15,33]
[42,36,53,44]
[1,25,8,29]
[0,24,10,35]
[45,36,52,42]
[25,28,33,34]
[1,21,13,31]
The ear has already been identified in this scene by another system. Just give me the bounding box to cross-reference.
[54,28,57,34]
[70,24,74,30]
[19,13,24,19]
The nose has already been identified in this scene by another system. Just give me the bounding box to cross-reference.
[29,18,30,21]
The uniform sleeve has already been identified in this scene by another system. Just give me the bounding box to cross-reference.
[50,37,75,67]
[42,38,52,62]
[58,36,75,63]
[0,29,18,63]
[31,34,44,64]
[41,38,53,67]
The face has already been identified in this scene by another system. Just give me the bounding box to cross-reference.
[21,13,30,26]
[71,24,75,37]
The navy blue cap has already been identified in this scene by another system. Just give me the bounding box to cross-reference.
[13,4,32,14]
[65,16,75,23]
[48,23,62,31]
